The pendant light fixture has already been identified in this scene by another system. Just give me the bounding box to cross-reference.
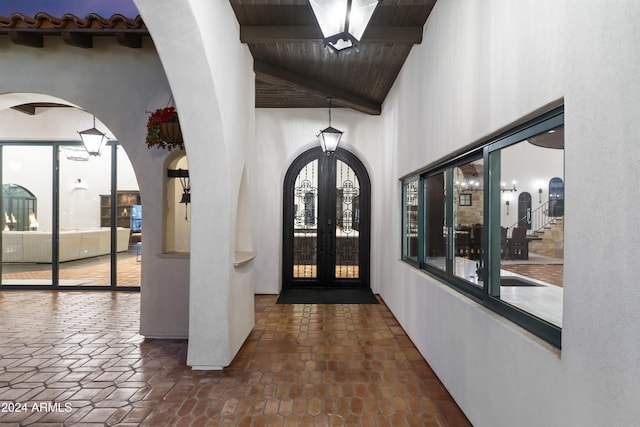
[78,115,107,156]
[309,0,382,53]
[318,97,343,154]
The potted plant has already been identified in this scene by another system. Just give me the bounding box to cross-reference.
[146,106,184,151]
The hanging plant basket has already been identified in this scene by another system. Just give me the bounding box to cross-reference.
[159,120,183,144]
[146,106,184,151]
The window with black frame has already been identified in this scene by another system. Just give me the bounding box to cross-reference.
[452,158,484,287]
[401,177,419,263]
[400,107,564,347]
[487,122,564,335]
[423,171,447,272]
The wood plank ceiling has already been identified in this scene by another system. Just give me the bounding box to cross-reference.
[230,0,437,115]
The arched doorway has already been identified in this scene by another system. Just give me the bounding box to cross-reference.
[0,104,142,289]
[2,184,37,231]
[283,147,371,289]
[165,153,190,253]
[549,177,564,217]
[517,192,532,229]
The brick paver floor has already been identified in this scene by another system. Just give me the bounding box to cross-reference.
[0,291,470,426]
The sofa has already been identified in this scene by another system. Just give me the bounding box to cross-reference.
[2,228,130,263]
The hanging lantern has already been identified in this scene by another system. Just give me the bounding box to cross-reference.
[318,97,343,154]
[78,115,107,156]
[309,0,382,53]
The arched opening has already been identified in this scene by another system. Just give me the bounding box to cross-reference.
[0,95,141,289]
[283,147,371,289]
[517,192,532,229]
[164,152,190,253]
[549,177,564,217]
[2,184,37,231]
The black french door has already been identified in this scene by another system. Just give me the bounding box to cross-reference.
[283,147,370,288]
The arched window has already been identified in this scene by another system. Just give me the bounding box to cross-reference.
[549,177,564,217]
[517,192,532,229]
[3,184,37,231]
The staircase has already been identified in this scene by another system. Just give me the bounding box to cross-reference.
[528,217,564,258]
[508,201,564,259]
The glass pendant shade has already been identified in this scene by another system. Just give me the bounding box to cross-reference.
[318,126,343,153]
[78,116,107,156]
[309,0,381,53]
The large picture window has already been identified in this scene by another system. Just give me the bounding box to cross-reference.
[401,107,564,347]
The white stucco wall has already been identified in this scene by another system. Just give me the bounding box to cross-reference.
[0,36,190,339]
[379,1,640,426]
[135,0,255,368]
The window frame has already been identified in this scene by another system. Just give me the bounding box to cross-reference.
[400,106,564,348]
[419,153,486,301]
[401,175,420,267]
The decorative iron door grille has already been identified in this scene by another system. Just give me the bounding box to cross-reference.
[283,147,370,288]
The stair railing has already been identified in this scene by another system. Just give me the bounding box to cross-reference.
[507,201,559,238]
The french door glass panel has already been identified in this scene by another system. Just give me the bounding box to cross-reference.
[293,159,318,279]
[59,144,111,286]
[335,159,360,279]
[2,146,52,286]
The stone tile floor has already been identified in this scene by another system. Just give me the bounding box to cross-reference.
[0,291,471,426]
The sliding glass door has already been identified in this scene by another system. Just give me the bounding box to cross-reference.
[1,145,53,286]
[0,141,140,289]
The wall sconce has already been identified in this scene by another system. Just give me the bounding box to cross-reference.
[78,115,107,156]
[501,180,517,193]
[318,97,343,154]
[538,186,543,203]
[309,0,382,53]
[505,199,510,215]
[74,178,88,190]
[168,168,190,221]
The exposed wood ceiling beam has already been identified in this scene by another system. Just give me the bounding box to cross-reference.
[62,31,92,49]
[2,29,148,49]
[241,26,422,45]
[116,32,143,48]
[8,31,43,48]
[254,61,381,115]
